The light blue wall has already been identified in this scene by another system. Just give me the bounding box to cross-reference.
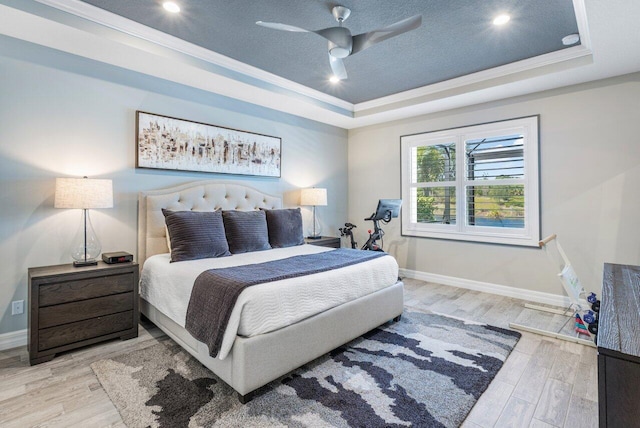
[0,37,348,335]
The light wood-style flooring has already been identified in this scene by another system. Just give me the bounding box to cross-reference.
[0,278,598,427]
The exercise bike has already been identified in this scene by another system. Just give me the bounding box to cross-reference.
[339,199,402,251]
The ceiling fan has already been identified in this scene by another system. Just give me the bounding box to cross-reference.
[256,6,422,81]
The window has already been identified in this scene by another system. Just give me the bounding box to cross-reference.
[401,116,540,246]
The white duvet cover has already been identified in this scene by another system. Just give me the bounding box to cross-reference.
[140,244,399,359]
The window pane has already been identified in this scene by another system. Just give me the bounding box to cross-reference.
[414,143,456,183]
[417,187,456,224]
[466,185,524,228]
[466,134,523,181]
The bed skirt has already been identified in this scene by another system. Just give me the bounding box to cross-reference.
[140,281,404,401]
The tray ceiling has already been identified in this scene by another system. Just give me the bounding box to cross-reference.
[78,0,580,104]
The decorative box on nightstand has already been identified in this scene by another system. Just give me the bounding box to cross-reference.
[28,261,139,365]
[304,236,341,248]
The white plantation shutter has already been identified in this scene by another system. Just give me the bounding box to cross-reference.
[401,116,540,247]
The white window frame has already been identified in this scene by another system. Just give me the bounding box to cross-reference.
[400,116,540,247]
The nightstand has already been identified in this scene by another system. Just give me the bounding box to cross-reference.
[28,261,139,365]
[304,236,341,248]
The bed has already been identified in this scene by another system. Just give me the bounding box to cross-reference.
[137,180,404,402]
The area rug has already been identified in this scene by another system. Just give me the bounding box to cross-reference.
[91,310,520,427]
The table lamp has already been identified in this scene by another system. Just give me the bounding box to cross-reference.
[55,176,113,267]
[300,187,327,239]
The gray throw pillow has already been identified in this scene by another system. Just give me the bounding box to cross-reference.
[162,209,231,262]
[222,210,272,254]
[263,208,304,248]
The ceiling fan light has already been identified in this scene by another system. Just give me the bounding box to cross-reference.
[329,75,341,83]
[329,46,350,59]
[493,14,510,26]
[163,2,180,13]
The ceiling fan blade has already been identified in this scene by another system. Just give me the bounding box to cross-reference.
[351,15,422,54]
[329,55,348,80]
[256,21,311,33]
[315,27,352,49]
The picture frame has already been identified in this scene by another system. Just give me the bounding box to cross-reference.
[135,111,281,178]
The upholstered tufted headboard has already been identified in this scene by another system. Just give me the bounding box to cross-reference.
[138,181,282,266]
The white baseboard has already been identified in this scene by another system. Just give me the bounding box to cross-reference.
[0,329,27,351]
[399,268,571,308]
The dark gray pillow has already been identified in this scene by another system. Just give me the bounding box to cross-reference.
[263,208,304,248]
[162,209,231,262]
[222,210,272,254]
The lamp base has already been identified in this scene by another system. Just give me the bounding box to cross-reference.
[73,259,98,267]
[306,235,322,240]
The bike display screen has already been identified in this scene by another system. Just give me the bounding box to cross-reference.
[373,199,402,220]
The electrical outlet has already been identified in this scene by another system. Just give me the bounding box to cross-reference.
[11,300,24,315]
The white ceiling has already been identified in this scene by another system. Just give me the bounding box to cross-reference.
[1,0,639,129]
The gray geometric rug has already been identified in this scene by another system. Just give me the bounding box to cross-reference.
[91,310,520,427]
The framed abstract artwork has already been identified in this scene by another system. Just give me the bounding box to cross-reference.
[136,111,281,177]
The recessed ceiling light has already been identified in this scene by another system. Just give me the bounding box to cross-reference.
[493,14,510,26]
[562,33,580,46]
[329,75,340,83]
[163,2,180,13]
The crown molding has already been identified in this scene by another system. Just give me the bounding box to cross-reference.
[354,44,592,115]
[33,0,354,112]
[3,0,624,130]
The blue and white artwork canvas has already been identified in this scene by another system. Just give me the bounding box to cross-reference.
[136,111,281,177]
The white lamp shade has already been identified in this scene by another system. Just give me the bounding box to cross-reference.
[54,177,113,209]
[300,188,327,206]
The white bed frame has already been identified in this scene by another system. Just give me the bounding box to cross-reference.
[138,180,404,402]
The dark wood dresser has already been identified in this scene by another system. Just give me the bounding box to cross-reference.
[28,261,139,365]
[597,263,640,428]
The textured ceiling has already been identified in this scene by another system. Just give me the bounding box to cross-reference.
[78,0,579,104]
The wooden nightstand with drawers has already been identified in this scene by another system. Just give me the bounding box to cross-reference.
[28,261,139,365]
[305,236,341,248]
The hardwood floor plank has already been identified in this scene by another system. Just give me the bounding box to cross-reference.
[460,420,484,428]
[494,350,531,386]
[559,339,584,355]
[465,379,514,427]
[549,350,581,384]
[532,378,572,426]
[34,395,119,428]
[452,291,498,320]
[529,418,556,427]
[0,376,91,421]
[0,385,26,403]
[512,362,551,404]
[480,296,527,329]
[572,362,599,402]
[514,307,557,331]
[529,339,561,369]
[2,404,65,428]
[563,396,598,428]
[580,344,597,366]
[495,396,537,427]
[513,332,543,355]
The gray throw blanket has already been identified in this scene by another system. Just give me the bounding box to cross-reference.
[185,248,387,358]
